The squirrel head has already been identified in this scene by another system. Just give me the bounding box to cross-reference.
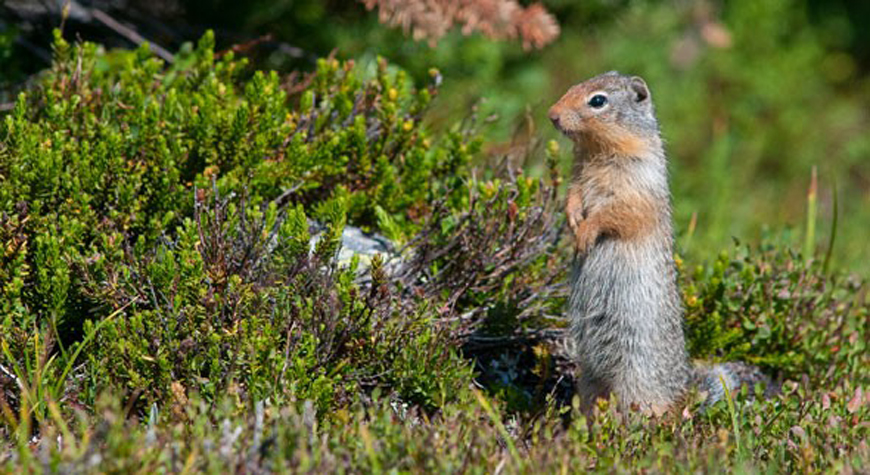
[549,72,659,156]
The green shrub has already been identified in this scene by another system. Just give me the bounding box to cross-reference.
[78,189,473,412]
[0,30,538,420]
[683,242,868,382]
[0,30,472,328]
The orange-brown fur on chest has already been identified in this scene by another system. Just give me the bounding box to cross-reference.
[566,137,661,254]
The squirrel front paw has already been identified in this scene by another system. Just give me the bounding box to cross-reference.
[567,207,584,237]
[573,219,599,255]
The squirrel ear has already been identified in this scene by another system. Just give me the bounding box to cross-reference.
[629,76,650,104]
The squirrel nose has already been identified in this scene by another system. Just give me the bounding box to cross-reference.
[548,109,561,129]
[547,107,561,129]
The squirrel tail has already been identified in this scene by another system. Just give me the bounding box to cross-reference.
[692,361,780,406]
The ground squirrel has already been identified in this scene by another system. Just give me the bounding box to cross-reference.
[549,71,773,415]
[549,71,689,415]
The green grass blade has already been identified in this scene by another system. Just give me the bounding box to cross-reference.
[822,178,839,275]
[803,166,818,263]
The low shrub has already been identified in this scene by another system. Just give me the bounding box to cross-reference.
[683,243,868,383]
[0,31,559,422]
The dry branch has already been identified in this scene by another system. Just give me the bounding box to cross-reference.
[360,0,560,49]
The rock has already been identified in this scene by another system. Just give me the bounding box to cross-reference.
[308,222,399,277]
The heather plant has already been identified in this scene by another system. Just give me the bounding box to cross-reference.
[683,242,868,383]
[0,31,553,424]
[6,0,868,271]
[0,29,471,337]
[77,187,474,413]
[396,141,566,336]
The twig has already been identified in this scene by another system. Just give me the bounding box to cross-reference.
[90,8,174,63]
[216,34,275,59]
[0,363,24,391]
[462,328,567,351]
[269,182,305,210]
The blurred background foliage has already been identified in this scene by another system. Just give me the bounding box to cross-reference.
[2,0,869,274]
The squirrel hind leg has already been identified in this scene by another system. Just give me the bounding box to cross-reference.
[577,373,611,414]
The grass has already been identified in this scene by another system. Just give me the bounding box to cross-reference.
[2,378,866,472]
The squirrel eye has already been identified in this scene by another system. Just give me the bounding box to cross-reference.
[588,94,608,109]
[589,94,607,109]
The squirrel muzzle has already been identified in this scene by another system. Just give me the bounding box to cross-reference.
[548,103,584,139]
